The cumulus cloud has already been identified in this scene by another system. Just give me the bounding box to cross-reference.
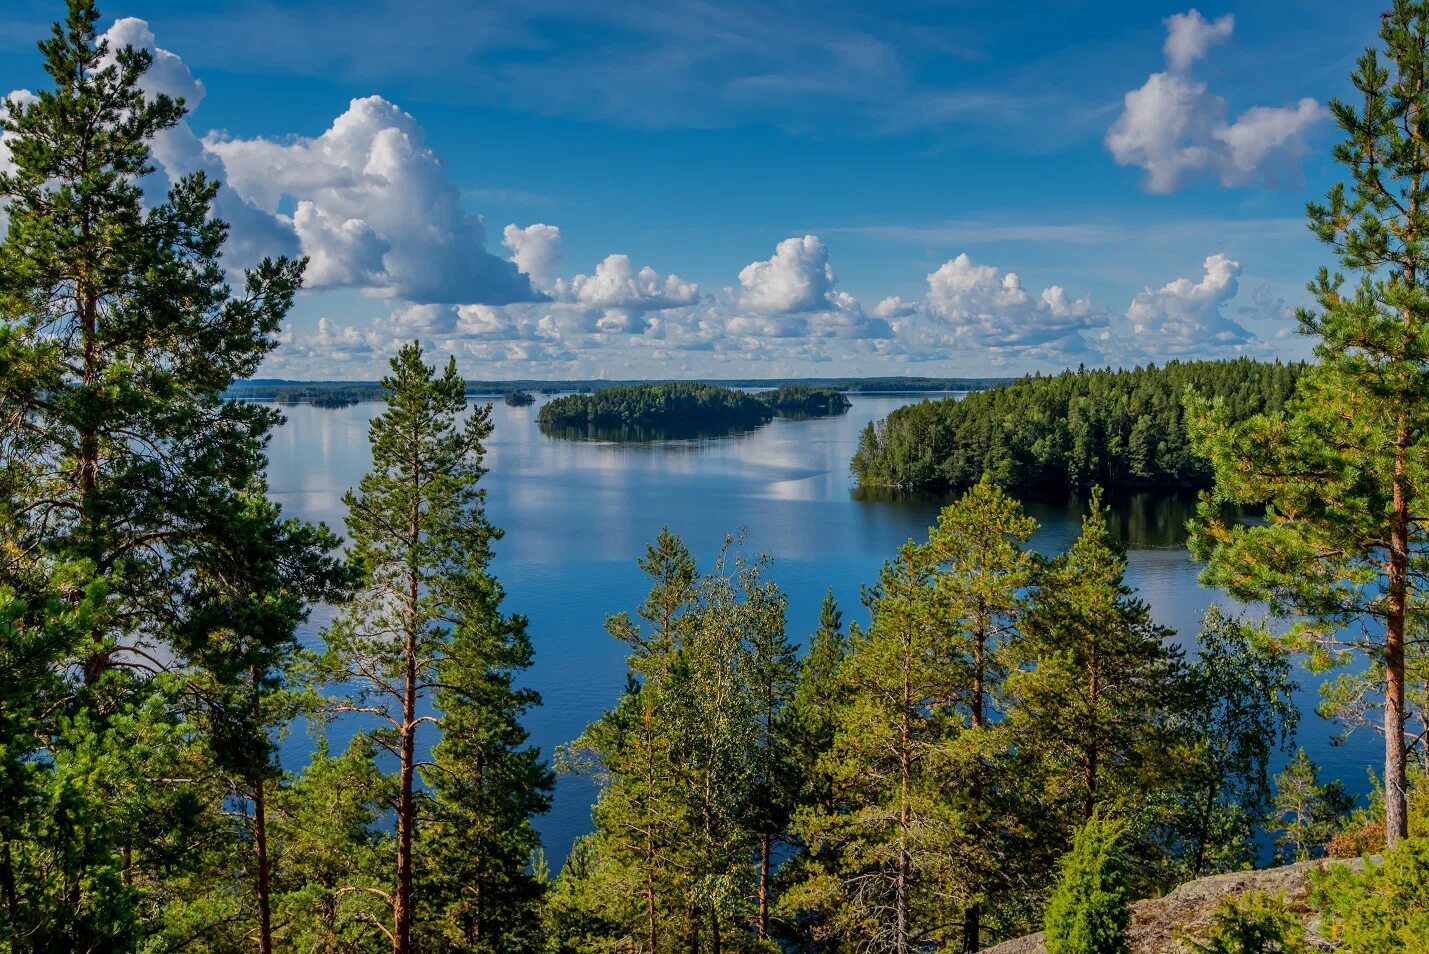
[0,90,37,234]
[209,95,539,304]
[738,235,838,314]
[100,18,301,269]
[552,253,700,332]
[901,253,1105,359]
[1107,10,1325,192]
[503,223,562,288]
[1163,9,1234,71]
[1122,253,1252,355]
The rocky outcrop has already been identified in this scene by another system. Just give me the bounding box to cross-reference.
[981,857,1371,953]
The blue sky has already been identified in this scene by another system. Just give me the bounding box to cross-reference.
[0,0,1387,379]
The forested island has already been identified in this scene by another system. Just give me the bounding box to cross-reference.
[537,382,850,439]
[852,358,1304,491]
[3,4,1429,954]
[503,389,536,406]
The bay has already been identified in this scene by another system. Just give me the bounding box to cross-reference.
[263,392,1379,862]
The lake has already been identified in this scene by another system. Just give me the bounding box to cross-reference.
[263,392,1379,863]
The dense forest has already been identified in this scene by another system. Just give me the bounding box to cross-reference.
[2,3,1429,953]
[504,389,537,406]
[851,359,1304,491]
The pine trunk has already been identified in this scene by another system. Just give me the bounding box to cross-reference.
[1385,431,1411,847]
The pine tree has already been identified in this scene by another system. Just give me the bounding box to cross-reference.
[0,2,317,946]
[791,542,962,954]
[1012,489,1184,826]
[1272,750,1353,863]
[322,342,536,954]
[922,479,1040,952]
[1187,0,1429,847]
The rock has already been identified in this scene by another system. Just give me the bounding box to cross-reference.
[980,857,1372,953]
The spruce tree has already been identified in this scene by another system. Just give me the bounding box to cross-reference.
[322,342,543,954]
[1188,0,1429,846]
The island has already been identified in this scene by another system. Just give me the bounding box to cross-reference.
[756,384,852,417]
[503,390,536,406]
[851,358,1304,492]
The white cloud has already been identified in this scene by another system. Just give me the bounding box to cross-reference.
[905,253,1105,358]
[0,90,37,235]
[209,95,539,304]
[1122,253,1252,356]
[1107,10,1325,193]
[553,253,700,332]
[738,235,837,314]
[1163,10,1234,72]
[503,223,563,288]
[100,19,300,269]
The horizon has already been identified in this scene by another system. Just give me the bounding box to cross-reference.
[0,1,1378,381]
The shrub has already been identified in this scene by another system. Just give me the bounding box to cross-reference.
[1044,813,1131,954]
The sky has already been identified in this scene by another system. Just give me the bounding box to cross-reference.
[0,0,1389,380]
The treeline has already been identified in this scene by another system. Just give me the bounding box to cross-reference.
[852,359,1304,491]
[228,377,993,407]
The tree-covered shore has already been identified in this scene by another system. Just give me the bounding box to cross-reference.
[851,359,1304,492]
[2,2,1428,953]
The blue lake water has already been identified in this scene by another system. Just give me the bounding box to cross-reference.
[263,393,1380,862]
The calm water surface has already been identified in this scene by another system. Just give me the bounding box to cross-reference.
[264,393,1378,861]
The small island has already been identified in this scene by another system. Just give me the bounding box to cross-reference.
[503,390,535,406]
[758,384,851,418]
[536,382,852,439]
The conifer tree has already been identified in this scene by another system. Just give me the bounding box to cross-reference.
[1188,0,1429,847]
[1012,489,1184,826]
[1042,813,1130,954]
[322,342,541,954]
[922,480,1040,952]
[417,505,553,952]
[791,542,961,954]
[1272,750,1353,863]
[0,2,319,946]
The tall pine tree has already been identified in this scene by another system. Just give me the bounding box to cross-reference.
[1189,0,1429,846]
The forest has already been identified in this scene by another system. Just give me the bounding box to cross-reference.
[851,359,1304,492]
[2,2,1429,953]
[537,383,850,437]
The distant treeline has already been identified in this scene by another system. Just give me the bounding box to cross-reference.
[227,376,1001,406]
[852,359,1305,491]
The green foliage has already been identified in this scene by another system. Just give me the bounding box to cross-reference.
[852,360,1301,491]
[538,382,775,436]
[756,385,851,417]
[1313,837,1429,951]
[1188,0,1429,847]
[1272,750,1354,864]
[504,389,536,406]
[1043,813,1131,954]
[1012,489,1185,826]
[1169,608,1299,877]
[1185,893,1304,954]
